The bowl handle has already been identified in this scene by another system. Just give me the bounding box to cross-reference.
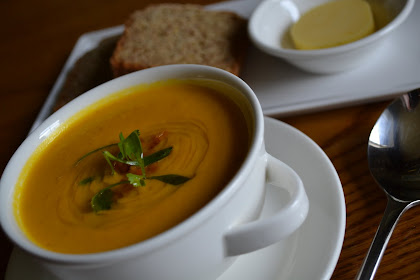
[224,153,309,256]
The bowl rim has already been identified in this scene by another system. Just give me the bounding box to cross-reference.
[248,0,415,58]
[0,64,265,264]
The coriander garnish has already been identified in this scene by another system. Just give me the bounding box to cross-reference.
[77,130,191,212]
[91,182,123,212]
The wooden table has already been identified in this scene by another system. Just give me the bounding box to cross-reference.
[0,0,418,279]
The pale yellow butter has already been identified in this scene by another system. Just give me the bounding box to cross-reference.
[290,0,375,50]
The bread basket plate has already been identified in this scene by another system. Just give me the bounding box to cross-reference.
[30,0,420,132]
[6,117,345,280]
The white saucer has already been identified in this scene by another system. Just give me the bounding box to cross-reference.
[218,117,345,280]
[6,117,345,280]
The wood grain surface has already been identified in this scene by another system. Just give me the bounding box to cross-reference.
[0,0,419,279]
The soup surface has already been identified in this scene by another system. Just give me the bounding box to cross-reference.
[15,79,250,254]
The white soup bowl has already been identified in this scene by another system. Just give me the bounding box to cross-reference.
[0,64,309,280]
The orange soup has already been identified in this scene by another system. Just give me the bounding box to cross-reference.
[14,79,251,254]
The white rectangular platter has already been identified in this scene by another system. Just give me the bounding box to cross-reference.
[31,0,420,131]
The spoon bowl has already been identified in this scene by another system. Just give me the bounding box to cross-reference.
[356,89,420,279]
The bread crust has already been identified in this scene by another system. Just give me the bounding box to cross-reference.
[110,4,248,77]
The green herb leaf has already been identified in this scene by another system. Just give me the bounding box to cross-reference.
[118,133,127,159]
[103,151,138,166]
[91,188,113,212]
[120,130,142,162]
[144,147,173,166]
[118,130,146,180]
[103,151,117,174]
[148,174,191,185]
[126,173,145,187]
[90,180,129,212]
[79,176,96,185]
[103,150,138,174]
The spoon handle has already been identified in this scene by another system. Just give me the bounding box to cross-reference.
[355,196,410,280]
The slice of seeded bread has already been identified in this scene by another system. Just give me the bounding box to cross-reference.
[110,4,248,77]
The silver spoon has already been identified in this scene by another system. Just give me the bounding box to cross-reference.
[355,89,420,279]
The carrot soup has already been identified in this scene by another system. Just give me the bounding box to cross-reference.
[14,79,251,254]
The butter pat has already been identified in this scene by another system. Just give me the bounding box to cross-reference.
[290,0,375,50]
